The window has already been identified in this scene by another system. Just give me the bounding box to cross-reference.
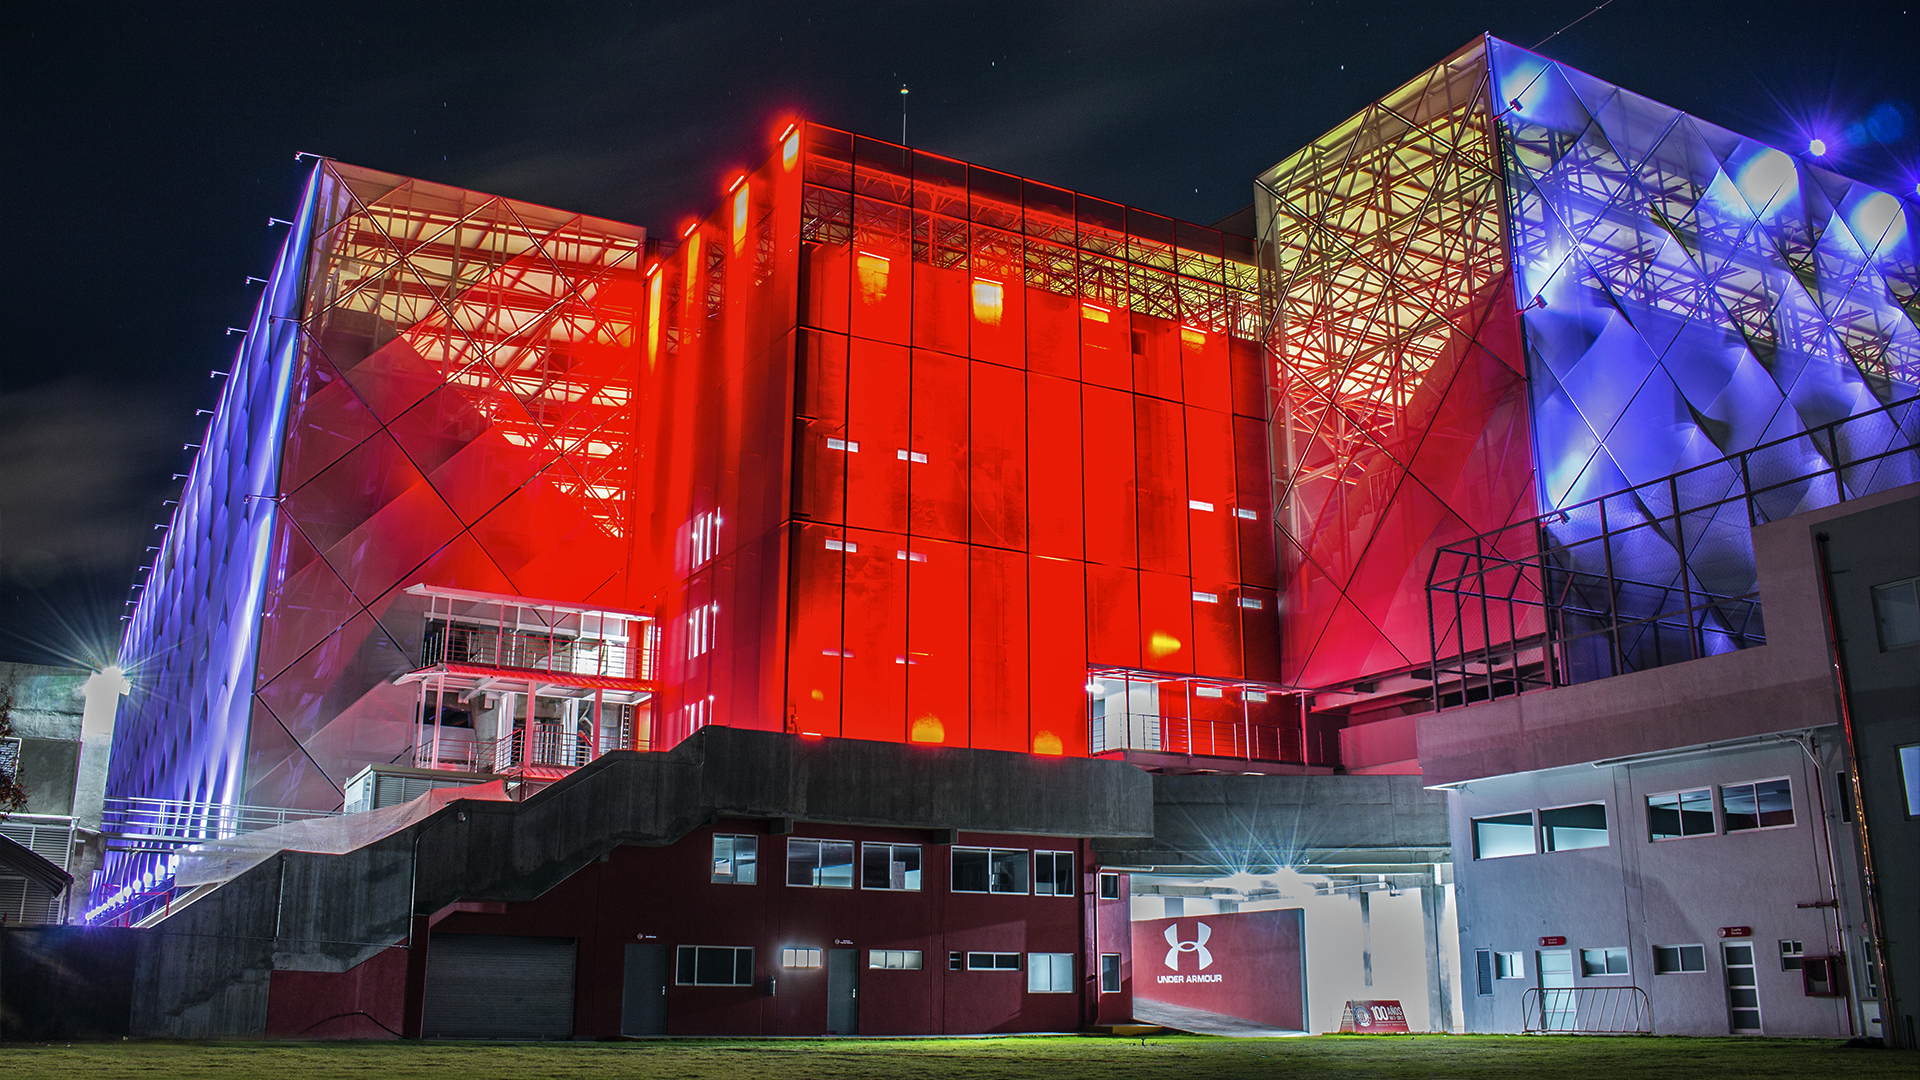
[676,945,754,986]
[1034,851,1075,896]
[1654,945,1707,974]
[1472,812,1536,859]
[787,838,855,888]
[1871,576,1920,649]
[1475,950,1494,996]
[1779,939,1804,971]
[1100,953,1121,994]
[869,949,922,970]
[1495,952,1524,979]
[949,952,963,971]
[1028,952,1074,993]
[1540,803,1609,851]
[1648,788,1714,840]
[781,948,822,969]
[966,952,1021,971]
[1900,745,1920,818]
[1098,873,1121,900]
[1580,947,1629,976]
[711,834,758,884]
[952,847,1029,893]
[1722,778,1794,831]
[861,843,923,890]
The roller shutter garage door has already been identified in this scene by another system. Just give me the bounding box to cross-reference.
[422,934,577,1039]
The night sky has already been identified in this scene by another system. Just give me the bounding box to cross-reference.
[3,1,1915,668]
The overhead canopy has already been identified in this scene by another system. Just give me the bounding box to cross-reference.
[0,831,72,897]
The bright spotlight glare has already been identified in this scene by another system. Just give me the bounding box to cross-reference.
[1808,138,1827,156]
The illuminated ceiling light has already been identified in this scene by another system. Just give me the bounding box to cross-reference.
[1808,138,1827,156]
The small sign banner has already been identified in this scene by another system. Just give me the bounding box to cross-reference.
[1337,1000,1410,1033]
[1539,936,1566,947]
[1719,926,1753,938]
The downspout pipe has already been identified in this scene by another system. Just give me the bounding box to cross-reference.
[1814,531,1900,1047]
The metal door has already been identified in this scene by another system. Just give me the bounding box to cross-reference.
[422,934,576,1039]
[827,948,859,1035]
[1537,949,1574,1031]
[1723,942,1762,1032]
[622,943,669,1036]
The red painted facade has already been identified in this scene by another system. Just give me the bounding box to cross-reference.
[264,819,1133,1037]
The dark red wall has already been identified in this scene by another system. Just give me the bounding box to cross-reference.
[305,820,1133,1037]
[1131,908,1305,1030]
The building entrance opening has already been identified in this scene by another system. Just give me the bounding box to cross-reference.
[1537,949,1574,1031]
[1723,942,1761,1032]
[622,942,669,1035]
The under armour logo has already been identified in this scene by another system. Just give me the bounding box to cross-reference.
[1164,921,1213,971]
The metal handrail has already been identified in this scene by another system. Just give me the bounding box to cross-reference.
[1428,392,1919,708]
[1521,985,1653,1034]
[100,797,340,850]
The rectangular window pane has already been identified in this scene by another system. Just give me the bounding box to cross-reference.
[1473,812,1535,859]
[1099,873,1121,900]
[819,841,855,888]
[1100,953,1121,994]
[1679,789,1714,835]
[1495,952,1522,979]
[990,848,1030,893]
[1722,783,1759,831]
[1872,578,1920,648]
[1028,952,1072,993]
[1754,779,1794,828]
[736,948,755,986]
[1476,950,1494,996]
[1902,745,1920,817]
[788,839,820,885]
[1650,790,1713,839]
[677,945,695,984]
[713,835,736,883]
[1541,803,1609,851]
[1034,851,1074,896]
[863,843,923,890]
[713,834,758,884]
[953,848,990,892]
[696,947,737,985]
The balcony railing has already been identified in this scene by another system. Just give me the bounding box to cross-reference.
[1090,713,1332,765]
[99,797,341,853]
[414,717,644,774]
[1429,393,1919,708]
[424,621,646,681]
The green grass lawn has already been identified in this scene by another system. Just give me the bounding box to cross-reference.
[0,1035,1900,1080]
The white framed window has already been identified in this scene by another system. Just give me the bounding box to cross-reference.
[1098,872,1121,900]
[1870,576,1919,649]
[869,949,922,970]
[1581,947,1629,976]
[1033,851,1075,896]
[1779,939,1805,971]
[1194,685,1223,699]
[861,842,922,890]
[1187,499,1214,512]
[1192,591,1219,604]
[952,847,1029,894]
[781,947,822,969]
[1722,778,1794,832]
[1648,788,1714,840]
[1540,802,1608,851]
[1654,944,1707,974]
[1472,811,1536,859]
[1028,952,1074,993]
[825,436,860,452]
[1099,953,1121,993]
[787,838,855,888]
[711,834,758,884]
[966,952,1021,971]
[1495,951,1524,979]
[676,945,754,986]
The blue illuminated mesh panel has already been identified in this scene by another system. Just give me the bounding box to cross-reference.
[1491,38,1920,679]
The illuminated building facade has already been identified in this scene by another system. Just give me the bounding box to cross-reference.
[79,31,1917,1042]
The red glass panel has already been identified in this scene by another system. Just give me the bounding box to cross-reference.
[850,196,912,345]
[1082,384,1137,568]
[969,361,1026,550]
[908,349,968,541]
[801,243,850,334]
[1133,396,1188,576]
[1139,569,1195,675]
[912,211,969,356]
[1186,407,1238,584]
[1239,585,1282,683]
[1024,285,1079,379]
[1130,312,1181,401]
[1027,374,1083,560]
[1180,319,1231,413]
[839,525,907,742]
[788,523,847,736]
[846,338,909,532]
[1086,563,1140,668]
[1028,555,1087,757]
[967,545,1030,752]
[1227,336,1266,419]
[906,537,969,747]
[1189,580,1242,680]
[1233,415,1279,589]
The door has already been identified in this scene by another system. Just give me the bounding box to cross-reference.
[622,943,669,1036]
[1537,949,1574,1031]
[1723,942,1762,1032]
[827,948,859,1035]
[422,934,576,1039]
